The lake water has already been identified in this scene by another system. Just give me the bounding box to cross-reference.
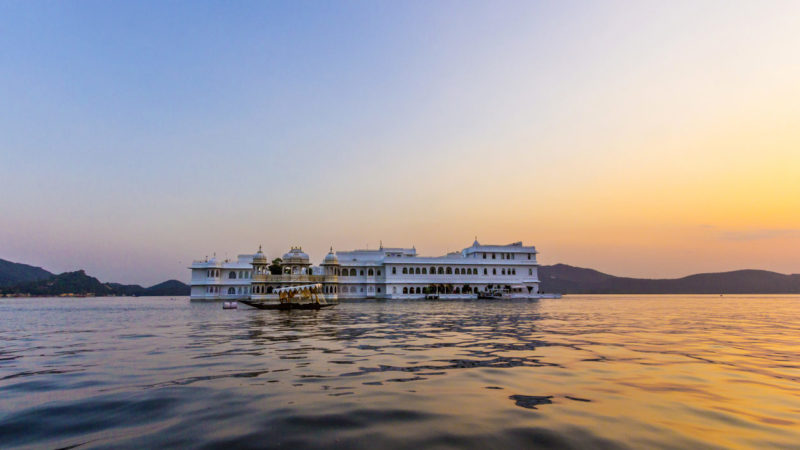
[1,295,799,449]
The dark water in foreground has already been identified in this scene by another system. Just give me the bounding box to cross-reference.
[1,296,799,449]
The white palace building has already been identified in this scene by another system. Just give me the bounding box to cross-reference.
[189,240,541,301]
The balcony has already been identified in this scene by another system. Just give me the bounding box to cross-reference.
[252,274,330,283]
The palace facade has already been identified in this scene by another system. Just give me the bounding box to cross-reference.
[189,240,540,301]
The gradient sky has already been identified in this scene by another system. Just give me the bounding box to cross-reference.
[2,1,799,285]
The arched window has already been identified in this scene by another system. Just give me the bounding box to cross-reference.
[446,267,452,274]
[403,287,408,294]
[403,267,408,274]
[438,267,444,274]
[360,270,364,276]
[350,269,356,276]
[229,272,237,279]
[502,269,506,275]
[430,266,436,274]
[422,268,427,274]
[416,287,421,294]
[368,269,374,276]
[228,287,235,295]
[415,267,420,274]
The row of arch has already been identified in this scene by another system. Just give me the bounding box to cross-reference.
[479,252,532,260]
[339,268,382,277]
[396,266,519,276]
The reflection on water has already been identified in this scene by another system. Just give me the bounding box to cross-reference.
[1,296,799,448]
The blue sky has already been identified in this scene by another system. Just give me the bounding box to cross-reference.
[2,1,799,284]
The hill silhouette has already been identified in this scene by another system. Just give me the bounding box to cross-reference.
[0,259,189,297]
[539,264,800,294]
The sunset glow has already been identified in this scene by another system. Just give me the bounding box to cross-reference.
[1,1,798,284]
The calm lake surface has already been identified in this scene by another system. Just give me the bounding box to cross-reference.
[1,295,799,449]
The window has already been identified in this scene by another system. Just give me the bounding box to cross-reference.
[393,267,397,274]
[492,253,496,259]
[416,287,421,294]
[529,269,532,275]
[430,266,436,274]
[403,267,408,274]
[483,253,486,259]
[528,254,531,260]
[377,288,381,293]
[446,267,452,274]
[415,267,420,274]
[360,270,364,276]
[438,267,444,274]
[228,287,235,294]
[403,287,408,294]
[493,268,496,275]
[377,270,381,276]
[502,269,506,275]
[393,287,397,293]
[422,268,427,274]
[229,272,237,279]
[484,268,487,275]
[368,269,374,276]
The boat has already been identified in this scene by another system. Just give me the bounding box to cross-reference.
[239,283,336,310]
[477,290,506,300]
[222,301,238,309]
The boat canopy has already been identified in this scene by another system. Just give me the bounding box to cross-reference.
[274,284,323,294]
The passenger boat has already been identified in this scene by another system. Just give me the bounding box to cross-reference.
[239,283,336,310]
[477,290,506,300]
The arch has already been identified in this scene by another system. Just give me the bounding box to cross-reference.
[229,272,237,279]
[416,287,421,294]
[227,287,235,295]
[368,269,374,276]
[421,268,427,274]
[403,267,408,274]
[350,268,357,276]
[446,267,452,275]
[415,267,420,274]
[403,287,408,294]
[437,267,444,274]
[430,266,436,274]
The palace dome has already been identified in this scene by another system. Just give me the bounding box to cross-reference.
[322,247,339,265]
[282,247,310,265]
[253,246,267,263]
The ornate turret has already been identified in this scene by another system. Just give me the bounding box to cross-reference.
[322,247,339,265]
[253,245,267,263]
[282,246,311,274]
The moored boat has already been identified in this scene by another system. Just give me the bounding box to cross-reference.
[240,283,336,310]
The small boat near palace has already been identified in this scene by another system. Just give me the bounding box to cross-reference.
[239,284,336,310]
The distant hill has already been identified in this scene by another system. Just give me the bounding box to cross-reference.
[0,259,189,297]
[539,264,800,294]
[0,259,53,287]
